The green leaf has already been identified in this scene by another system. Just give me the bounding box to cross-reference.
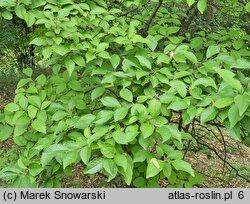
[120,88,133,102]
[215,54,235,65]
[85,51,96,63]
[232,40,244,50]
[79,3,90,10]
[90,6,107,14]
[36,74,47,86]
[132,34,151,44]
[225,122,241,141]
[14,124,28,137]
[53,44,69,56]
[125,125,139,141]
[200,106,218,123]
[64,58,75,76]
[171,53,185,63]
[214,97,233,108]
[25,12,35,27]
[206,45,220,58]
[113,126,139,144]
[23,68,33,77]
[94,110,113,125]
[175,44,189,53]
[168,150,183,160]
[27,105,37,119]
[186,0,195,6]
[32,119,46,134]
[197,0,207,14]
[73,100,85,111]
[28,96,41,108]
[146,158,164,179]
[42,47,52,59]
[0,172,17,180]
[174,71,192,79]
[110,54,120,69]
[133,177,146,187]
[80,146,91,165]
[150,76,158,88]
[167,125,182,142]
[103,159,117,180]
[234,95,249,116]
[46,144,69,153]
[29,163,43,177]
[192,77,217,90]
[228,105,243,128]
[2,11,13,20]
[96,43,109,53]
[98,142,115,158]
[170,80,187,98]
[167,26,180,35]
[246,2,250,12]
[231,58,250,69]
[15,5,26,19]
[148,99,162,118]
[17,78,32,89]
[213,67,243,92]
[4,103,19,112]
[30,37,47,46]
[133,149,149,163]
[114,107,129,122]
[91,87,105,101]
[135,55,151,69]
[63,151,78,169]
[74,114,96,129]
[0,125,13,142]
[72,55,85,66]
[114,154,127,172]
[98,51,110,59]
[147,35,158,51]
[183,51,198,64]
[31,0,46,8]
[159,94,175,104]
[172,160,194,177]
[168,100,188,111]
[100,97,121,108]
[13,176,37,188]
[41,152,54,167]
[33,138,54,151]
[140,123,155,138]
[119,156,133,185]
[164,44,177,54]
[68,80,82,91]
[84,158,103,174]
[51,111,68,121]
[163,163,172,178]
[156,54,171,65]
[156,125,171,142]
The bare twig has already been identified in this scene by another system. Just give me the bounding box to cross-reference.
[192,134,250,183]
[215,125,227,173]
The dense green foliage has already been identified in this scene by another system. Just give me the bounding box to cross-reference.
[0,0,249,187]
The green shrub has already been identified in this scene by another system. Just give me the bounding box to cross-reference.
[0,0,249,188]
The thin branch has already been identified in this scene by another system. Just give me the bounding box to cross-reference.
[140,0,163,37]
[196,123,221,142]
[215,125,227,173]
[179,2,199,35]
[193,134,250,183]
